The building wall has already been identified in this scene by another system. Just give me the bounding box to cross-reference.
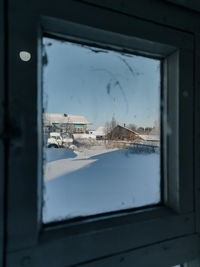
[74,124,85,133]
[83,124,87,133]
[3,1,200,266]
[108,126,143,141]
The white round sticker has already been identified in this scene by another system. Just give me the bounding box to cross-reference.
[19,51,31,62]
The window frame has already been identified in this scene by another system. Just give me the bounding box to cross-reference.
[5,0,198,266]
[0,0,5,266]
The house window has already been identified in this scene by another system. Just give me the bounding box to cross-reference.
[42,36,161,223]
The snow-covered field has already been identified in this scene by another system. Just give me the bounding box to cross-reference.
[43,145,160,223]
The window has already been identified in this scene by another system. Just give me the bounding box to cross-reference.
[42,36,161,223]
[4,1,199,266]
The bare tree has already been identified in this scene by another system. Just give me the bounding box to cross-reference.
[105,117,117,136]
[127,123,137,131]
[144,127,153,134]
[150,120,160,135]
[137,127,145,134]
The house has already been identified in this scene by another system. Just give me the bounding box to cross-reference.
[92,126,106,140]
[43,113,90,134]
[107,125,144,142]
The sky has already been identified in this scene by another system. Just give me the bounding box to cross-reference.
[43,37,161,130]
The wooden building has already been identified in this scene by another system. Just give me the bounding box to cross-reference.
[2,1,199,267]
[43,113,90,134]
[107,125,144,142]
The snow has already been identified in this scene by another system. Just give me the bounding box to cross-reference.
[73,133,96,140]
[92,126,106,136]
[43,113,90,125]
[43,145,160,223]
[44,148,77,163]
[139,134,160,141]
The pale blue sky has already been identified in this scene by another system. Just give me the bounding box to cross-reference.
[43,37,160,130]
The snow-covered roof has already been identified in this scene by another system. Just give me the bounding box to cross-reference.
[44,113,90,125]
[93,126,106,136]
[116,125,140,136]
[139,134,160,141]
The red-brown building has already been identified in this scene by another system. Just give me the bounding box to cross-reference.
[107,125,143,142]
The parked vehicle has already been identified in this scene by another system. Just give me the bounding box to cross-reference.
[47,132,73,148]
[47,132,63,148]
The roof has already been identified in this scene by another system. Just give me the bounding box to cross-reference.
[93,126,106,136]
[114,125,140,136]
[43,113,90,125]
[139,134,160,141]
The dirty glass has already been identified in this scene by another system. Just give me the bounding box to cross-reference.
[42,36,161,223]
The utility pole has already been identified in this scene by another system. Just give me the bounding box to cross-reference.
[113,96,116,120]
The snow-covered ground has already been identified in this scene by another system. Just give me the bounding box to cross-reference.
[44,146,119,181]
[43,145,160,223]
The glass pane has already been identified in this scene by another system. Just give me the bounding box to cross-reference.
[42,36,161,223]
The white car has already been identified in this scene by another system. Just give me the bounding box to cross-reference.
[47,132,73,148]
[47,132,63,148]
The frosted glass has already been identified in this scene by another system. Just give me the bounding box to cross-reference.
[42,37,161,223]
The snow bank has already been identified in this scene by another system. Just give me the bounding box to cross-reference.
[73,133,96,140]
[44,147,76,163]
[43,146,160,223]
